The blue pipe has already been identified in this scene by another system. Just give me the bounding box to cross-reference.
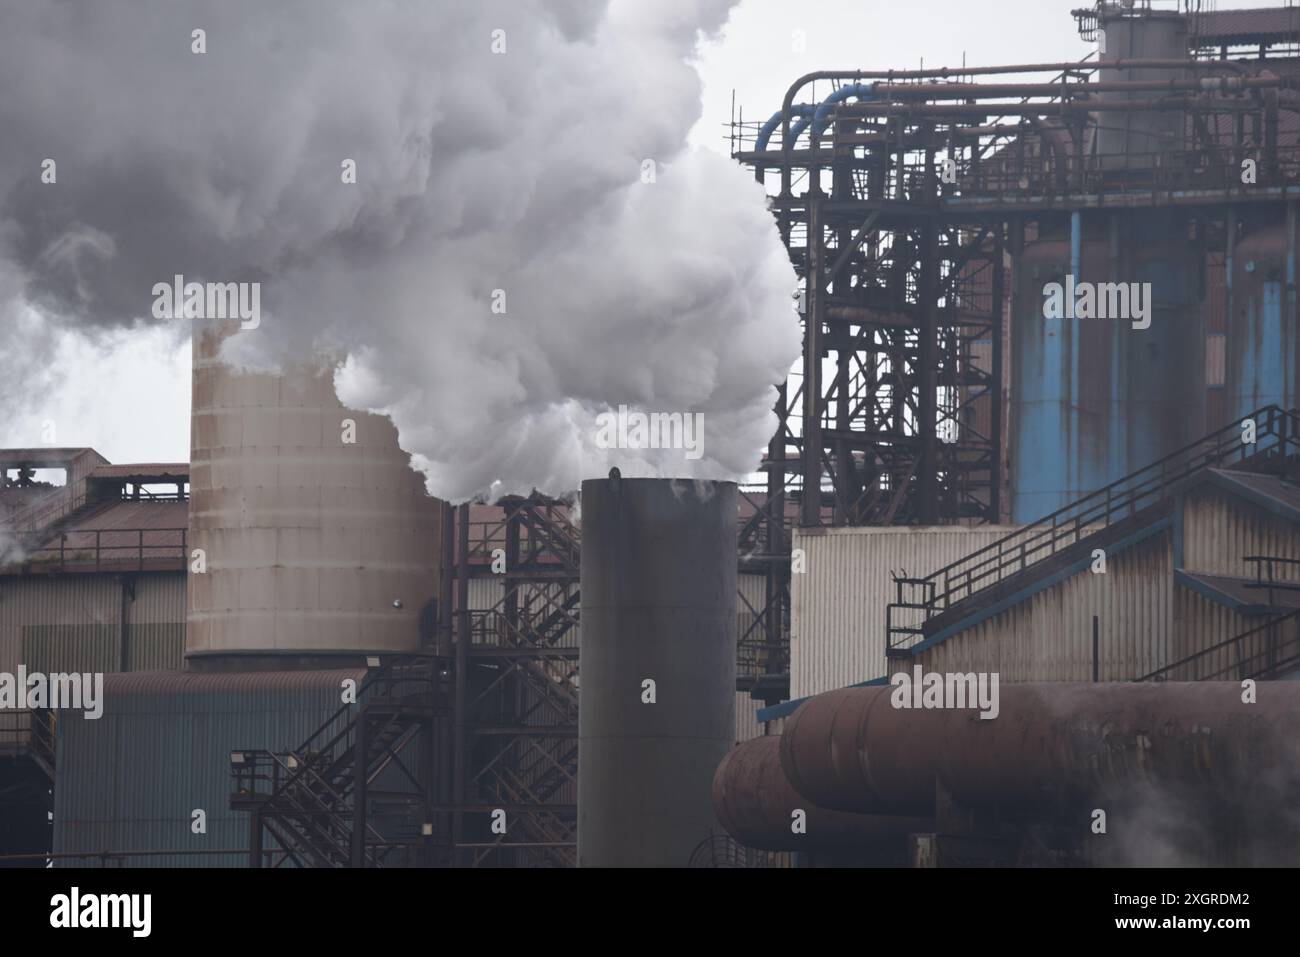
[1070,209,1082,493]
[796,83,878,144]
[1288,202,1297,408]
[765,83,878,150]
[755,104,815,151]
[1070,210,1082,284]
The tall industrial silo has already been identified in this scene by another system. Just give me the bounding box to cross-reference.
[578,475,736,867]
[1011,211,1205,521]
[186,322,440,668]
[1011,5,1205,521]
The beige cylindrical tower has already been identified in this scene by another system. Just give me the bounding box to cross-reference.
[186,323,440,666]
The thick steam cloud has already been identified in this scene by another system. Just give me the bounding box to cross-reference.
[0,0,799,501]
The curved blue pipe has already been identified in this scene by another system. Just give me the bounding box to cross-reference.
[808,82,877,140]
[755,83,878,151]
[756,104,814,151]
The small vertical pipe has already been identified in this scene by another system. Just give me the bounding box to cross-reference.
[1008,218,1024,521]
[1071,210,1082,286]
[919,221,940,524]
[1108,213,1124,477]
[1225,207,1236,422]
[351,710,369,867]
[766,381,788,677]
[1092,614,1100,683]
[1287,202,1297,410]
[990,222,1006,524]
[801,198,825,527]
[1070,209,1083,495]
[453,502,470,865]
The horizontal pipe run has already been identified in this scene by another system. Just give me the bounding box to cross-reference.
[782,58,1247,108]
[837,96,1274,118]
[868,76,1285,100]
[780,683,1300,818]
[713,736,930,852]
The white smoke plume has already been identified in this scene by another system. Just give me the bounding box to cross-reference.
[0,0,799,501]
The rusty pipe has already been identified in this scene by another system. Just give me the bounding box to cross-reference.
[776,59,1244,195]
[838,96,1266,119]
[780,683,1300,818]
[867,76,1277,100]
[713,736,930,852]
[781,59,1247,115]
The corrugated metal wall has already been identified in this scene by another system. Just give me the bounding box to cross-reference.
[1,572,186,677]
[917,530,1174,681]
[0,572,186,753]
[1167,585,1268,680]
[54,669,361,867]
[913,483,1300,682]
[467,578,581,648]
[790,526,1022,698]
[734,691,762,744]
[1182,485,1300,582]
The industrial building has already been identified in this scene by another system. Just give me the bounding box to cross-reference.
[3,0,1300,868]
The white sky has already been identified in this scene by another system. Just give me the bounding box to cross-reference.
[6,0,1268,467]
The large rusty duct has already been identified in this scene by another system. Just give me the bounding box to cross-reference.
[712,735,930,856]
[778,682,1300,818]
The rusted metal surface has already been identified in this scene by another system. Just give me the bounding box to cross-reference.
[713,736,929,852]
[14,501,189,574]
[89,463,188,482]
[780,683,1300,818]
[187,323,440,658]
[1192,7,1300,45]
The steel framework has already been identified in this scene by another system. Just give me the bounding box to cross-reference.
[446,497,581,867]
[731,9,1300,698]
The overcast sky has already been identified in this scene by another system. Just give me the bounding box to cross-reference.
[3,0,1262,469]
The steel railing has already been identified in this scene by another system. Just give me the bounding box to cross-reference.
[1136,605,1300,683]
[1242,555,1300,607]
[7,527,187,572]
[887,405,1300,655]
[6,486,86,540]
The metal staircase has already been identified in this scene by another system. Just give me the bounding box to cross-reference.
[887,405,1300,657]
[230,658,445,868]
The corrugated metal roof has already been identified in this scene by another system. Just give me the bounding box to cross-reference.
[0,448,104,467]
[21,501,189,571]
[95,667,365,698]
[61,500,187,533]
[90,463,189,481]
[1193,7,1300,42]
